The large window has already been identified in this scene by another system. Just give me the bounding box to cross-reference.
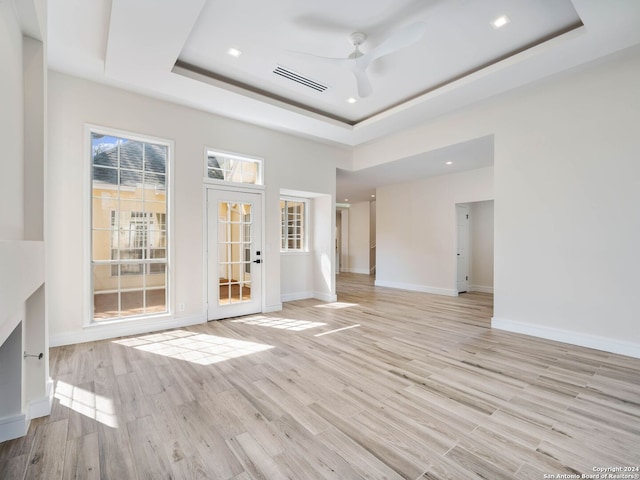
[280,198,307,251]
[91,129,170,321]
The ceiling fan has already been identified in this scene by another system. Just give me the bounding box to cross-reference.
[301,21,426,98]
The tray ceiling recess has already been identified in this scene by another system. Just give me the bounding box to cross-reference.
[175,0,584,126]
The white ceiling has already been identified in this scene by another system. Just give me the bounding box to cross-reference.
[177,0,581,124]
[47,0,640,202]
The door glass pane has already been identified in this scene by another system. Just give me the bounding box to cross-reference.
[218,201,253,306]
[229,282,241,304]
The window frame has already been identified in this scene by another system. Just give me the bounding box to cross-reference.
[280,196,309,253]
[85,124,174,325]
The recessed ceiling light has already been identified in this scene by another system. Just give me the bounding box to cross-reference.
[371,194,375,198]
[446,161,453,165]
[346,97,357,104]
[491,15,511,29]
[344,198,349,202]
[227,47,242,58]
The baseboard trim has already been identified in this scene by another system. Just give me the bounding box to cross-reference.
[281,291,313,303]
[0,379,54,442]
[50,313,207,347]
[492,317,640,359]
[314,292,338,302]
[0,413,28,443]
[470,285,494,294]
[344,268,370,275]
[29,378,54,419]
[264,303,282,313]
[374,280,458,297]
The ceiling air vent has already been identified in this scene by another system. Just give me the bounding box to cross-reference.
[273,65,328,92]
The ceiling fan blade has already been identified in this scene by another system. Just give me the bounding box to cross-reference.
[364,21,426,64]
[352,67,372,98]
[290,22,424,98]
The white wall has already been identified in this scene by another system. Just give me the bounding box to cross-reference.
[47,71,350,345]
[0,0,27,435]
[0,0,24,242]
[491,48,640,356]
[1,1,25,345]
[280,196,334,302]
[0,0,50,442]
[312,195,336,302]
[376,167,493,295]
[354,45,640,357]
[347,201,371,274]
[469,200,494,293]
[280,253,313,301]
[23,32,50,416]
[0,326,22,416]
[23,36,45,242]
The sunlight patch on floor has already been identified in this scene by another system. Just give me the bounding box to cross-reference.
[113,330,273,365]
[55,380,118,428]
[231,315,326,331]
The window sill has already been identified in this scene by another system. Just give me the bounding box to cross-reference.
[86,311,172,328]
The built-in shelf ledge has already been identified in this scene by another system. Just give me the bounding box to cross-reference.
[0,240,45,346]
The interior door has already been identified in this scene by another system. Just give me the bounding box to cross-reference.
[207,189,262,320]
[456,204,470,293]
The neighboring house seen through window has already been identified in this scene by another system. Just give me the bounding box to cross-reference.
[91,130,170,321]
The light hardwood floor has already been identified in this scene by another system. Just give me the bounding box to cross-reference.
[1,273,639,479]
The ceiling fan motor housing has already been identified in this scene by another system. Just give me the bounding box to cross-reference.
[348,32,366,59]
[349,32,366,46]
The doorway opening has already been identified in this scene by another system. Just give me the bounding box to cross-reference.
[456,200,494,295]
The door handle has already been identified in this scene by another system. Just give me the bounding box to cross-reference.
[253,259,261,264]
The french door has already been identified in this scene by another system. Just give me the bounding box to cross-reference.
[207,189,262,319]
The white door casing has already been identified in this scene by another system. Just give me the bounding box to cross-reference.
[207,189,263,320]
